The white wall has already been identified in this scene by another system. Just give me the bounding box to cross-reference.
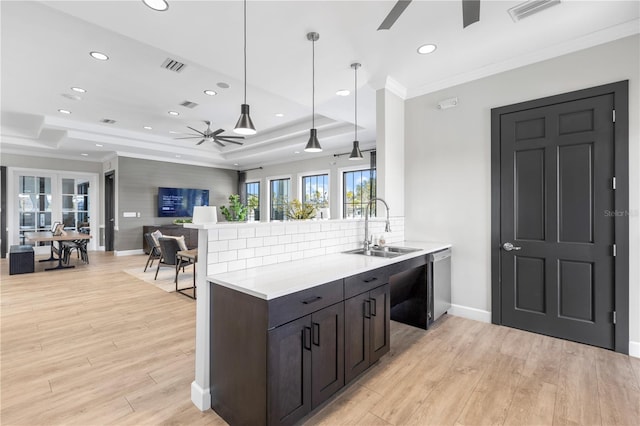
[377,89,405,217]
[404,35,640,348]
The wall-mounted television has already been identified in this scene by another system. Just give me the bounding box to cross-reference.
[157,187,209,217]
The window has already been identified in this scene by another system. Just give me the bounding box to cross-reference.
[343,169,376,218]
[61,178,90,230]
[270,178,290,221]
[245,181,260,221]
[18,175,52,245]
[301,174,329,209]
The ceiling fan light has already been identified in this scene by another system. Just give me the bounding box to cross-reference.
[234,104,256,135]
[305,129,322,153]
[349,141,363,160]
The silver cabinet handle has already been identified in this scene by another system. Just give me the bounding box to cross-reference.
[502,242,522,251]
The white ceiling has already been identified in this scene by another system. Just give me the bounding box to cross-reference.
[1,0,638,170]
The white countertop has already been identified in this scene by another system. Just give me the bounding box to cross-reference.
[207,241,451,300]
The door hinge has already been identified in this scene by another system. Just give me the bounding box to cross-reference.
[613,109,616,122]
[612,311,617,324]
[612,244,617,257]
[612,177,616,190]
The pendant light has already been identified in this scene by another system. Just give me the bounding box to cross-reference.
[349,62,364,160]
[305,32,322,152]
[234,0,256,135]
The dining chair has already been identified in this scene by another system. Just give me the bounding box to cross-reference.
[144,232,162,272]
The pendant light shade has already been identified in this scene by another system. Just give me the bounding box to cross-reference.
[234,0,257,136]
[349,62,364,160]
[305,128,322,152]
[304,32,322,153]
[234,104,256,135]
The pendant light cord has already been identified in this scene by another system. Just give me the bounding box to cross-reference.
[354,66,358,140]
[312,37,315,129]
[243,0,247,104]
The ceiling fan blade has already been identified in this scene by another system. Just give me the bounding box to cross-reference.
[217,138,244,145]
[462,0,480,28]
[196,139,206,145]
[377,0,412,30]
[187,126,206,136]
[213,139,225,147]
[216,135,244,139]
[174,136,203,139]
[211,128,225,136]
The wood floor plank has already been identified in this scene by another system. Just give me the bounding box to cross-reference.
[3,252,638,425]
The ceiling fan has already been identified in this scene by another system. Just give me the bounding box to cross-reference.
[378,0,480,30]
[175,121,245,147]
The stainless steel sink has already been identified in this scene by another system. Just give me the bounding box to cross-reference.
[342,246,422,258]
[342,248,403,258]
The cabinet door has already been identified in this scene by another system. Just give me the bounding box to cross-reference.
[311,302,344,408]
[268,316,312,426]
[344,293,371,383]
[370,284,391,364]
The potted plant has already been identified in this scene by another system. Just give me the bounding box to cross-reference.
[285,199,316,220]
[220,194,248,222]
[247,194,259,222]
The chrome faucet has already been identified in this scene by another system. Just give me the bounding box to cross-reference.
[363,198,391,251]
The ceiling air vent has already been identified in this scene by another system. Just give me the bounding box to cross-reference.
[180,100,199,109]
[161,58,187,73]
[101,119,116,124]
[508,0,561,22]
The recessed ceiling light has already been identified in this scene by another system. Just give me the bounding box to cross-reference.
[168,111,179,116]
[417,44,437,55]
[143,126,153,130]
[62,93,82,101]
[175,154,182,158]
[71,87,86,93]
[58,109,71,114]
[336,89,350,96]
[80,153,89,157]
[275,113,284,117]
[89,51,109,61]
[217,82,230,89]
[294,151,300,154]
[233,163,239,166]
[168,130,179,134]
[142,0,169,12]
[95,144,104,147]
[204,90,217,96]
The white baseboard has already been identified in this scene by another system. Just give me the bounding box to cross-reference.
[191,381,211,411]
[448,304,492,323]
[114,249,144,257]
[629,341,640,359]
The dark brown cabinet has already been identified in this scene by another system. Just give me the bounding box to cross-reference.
[267,302,344,426]
[345,283,390,383]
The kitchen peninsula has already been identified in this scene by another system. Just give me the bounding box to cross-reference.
[185,218,451,424]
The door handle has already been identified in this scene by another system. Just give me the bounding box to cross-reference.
[502,242,522,251]
[312,322,320,346]
[303,326,312,351]
[364,300,371,319]
[370,298,377,316]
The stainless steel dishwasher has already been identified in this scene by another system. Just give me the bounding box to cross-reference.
[429,248,451,325]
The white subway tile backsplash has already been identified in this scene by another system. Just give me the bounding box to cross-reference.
[238,227,255,238]
[206,218,405,276]
[218,227,238,240]
[247,237,264,248]
[209,240,229,253]
[255,227,271,237]
[263,236,279,246]
[229,239,247,250]
[219,250,238,262]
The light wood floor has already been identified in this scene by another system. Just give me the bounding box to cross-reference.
[1,252,638,425]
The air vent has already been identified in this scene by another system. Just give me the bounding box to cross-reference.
[101,119,116,124]
[180,100,199,109]
[161,58,186,73]
[508,0,561,22]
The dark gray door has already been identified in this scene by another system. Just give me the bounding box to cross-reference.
[310,302,344,408]
[500,94,615,349]
[104,171,115,252]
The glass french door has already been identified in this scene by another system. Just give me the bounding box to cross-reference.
[12,170,97,253]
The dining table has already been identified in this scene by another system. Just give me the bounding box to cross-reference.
[24,231,92,271]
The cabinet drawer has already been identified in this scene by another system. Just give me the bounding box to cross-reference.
[268,279,344,328]
[345,267,391,299]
